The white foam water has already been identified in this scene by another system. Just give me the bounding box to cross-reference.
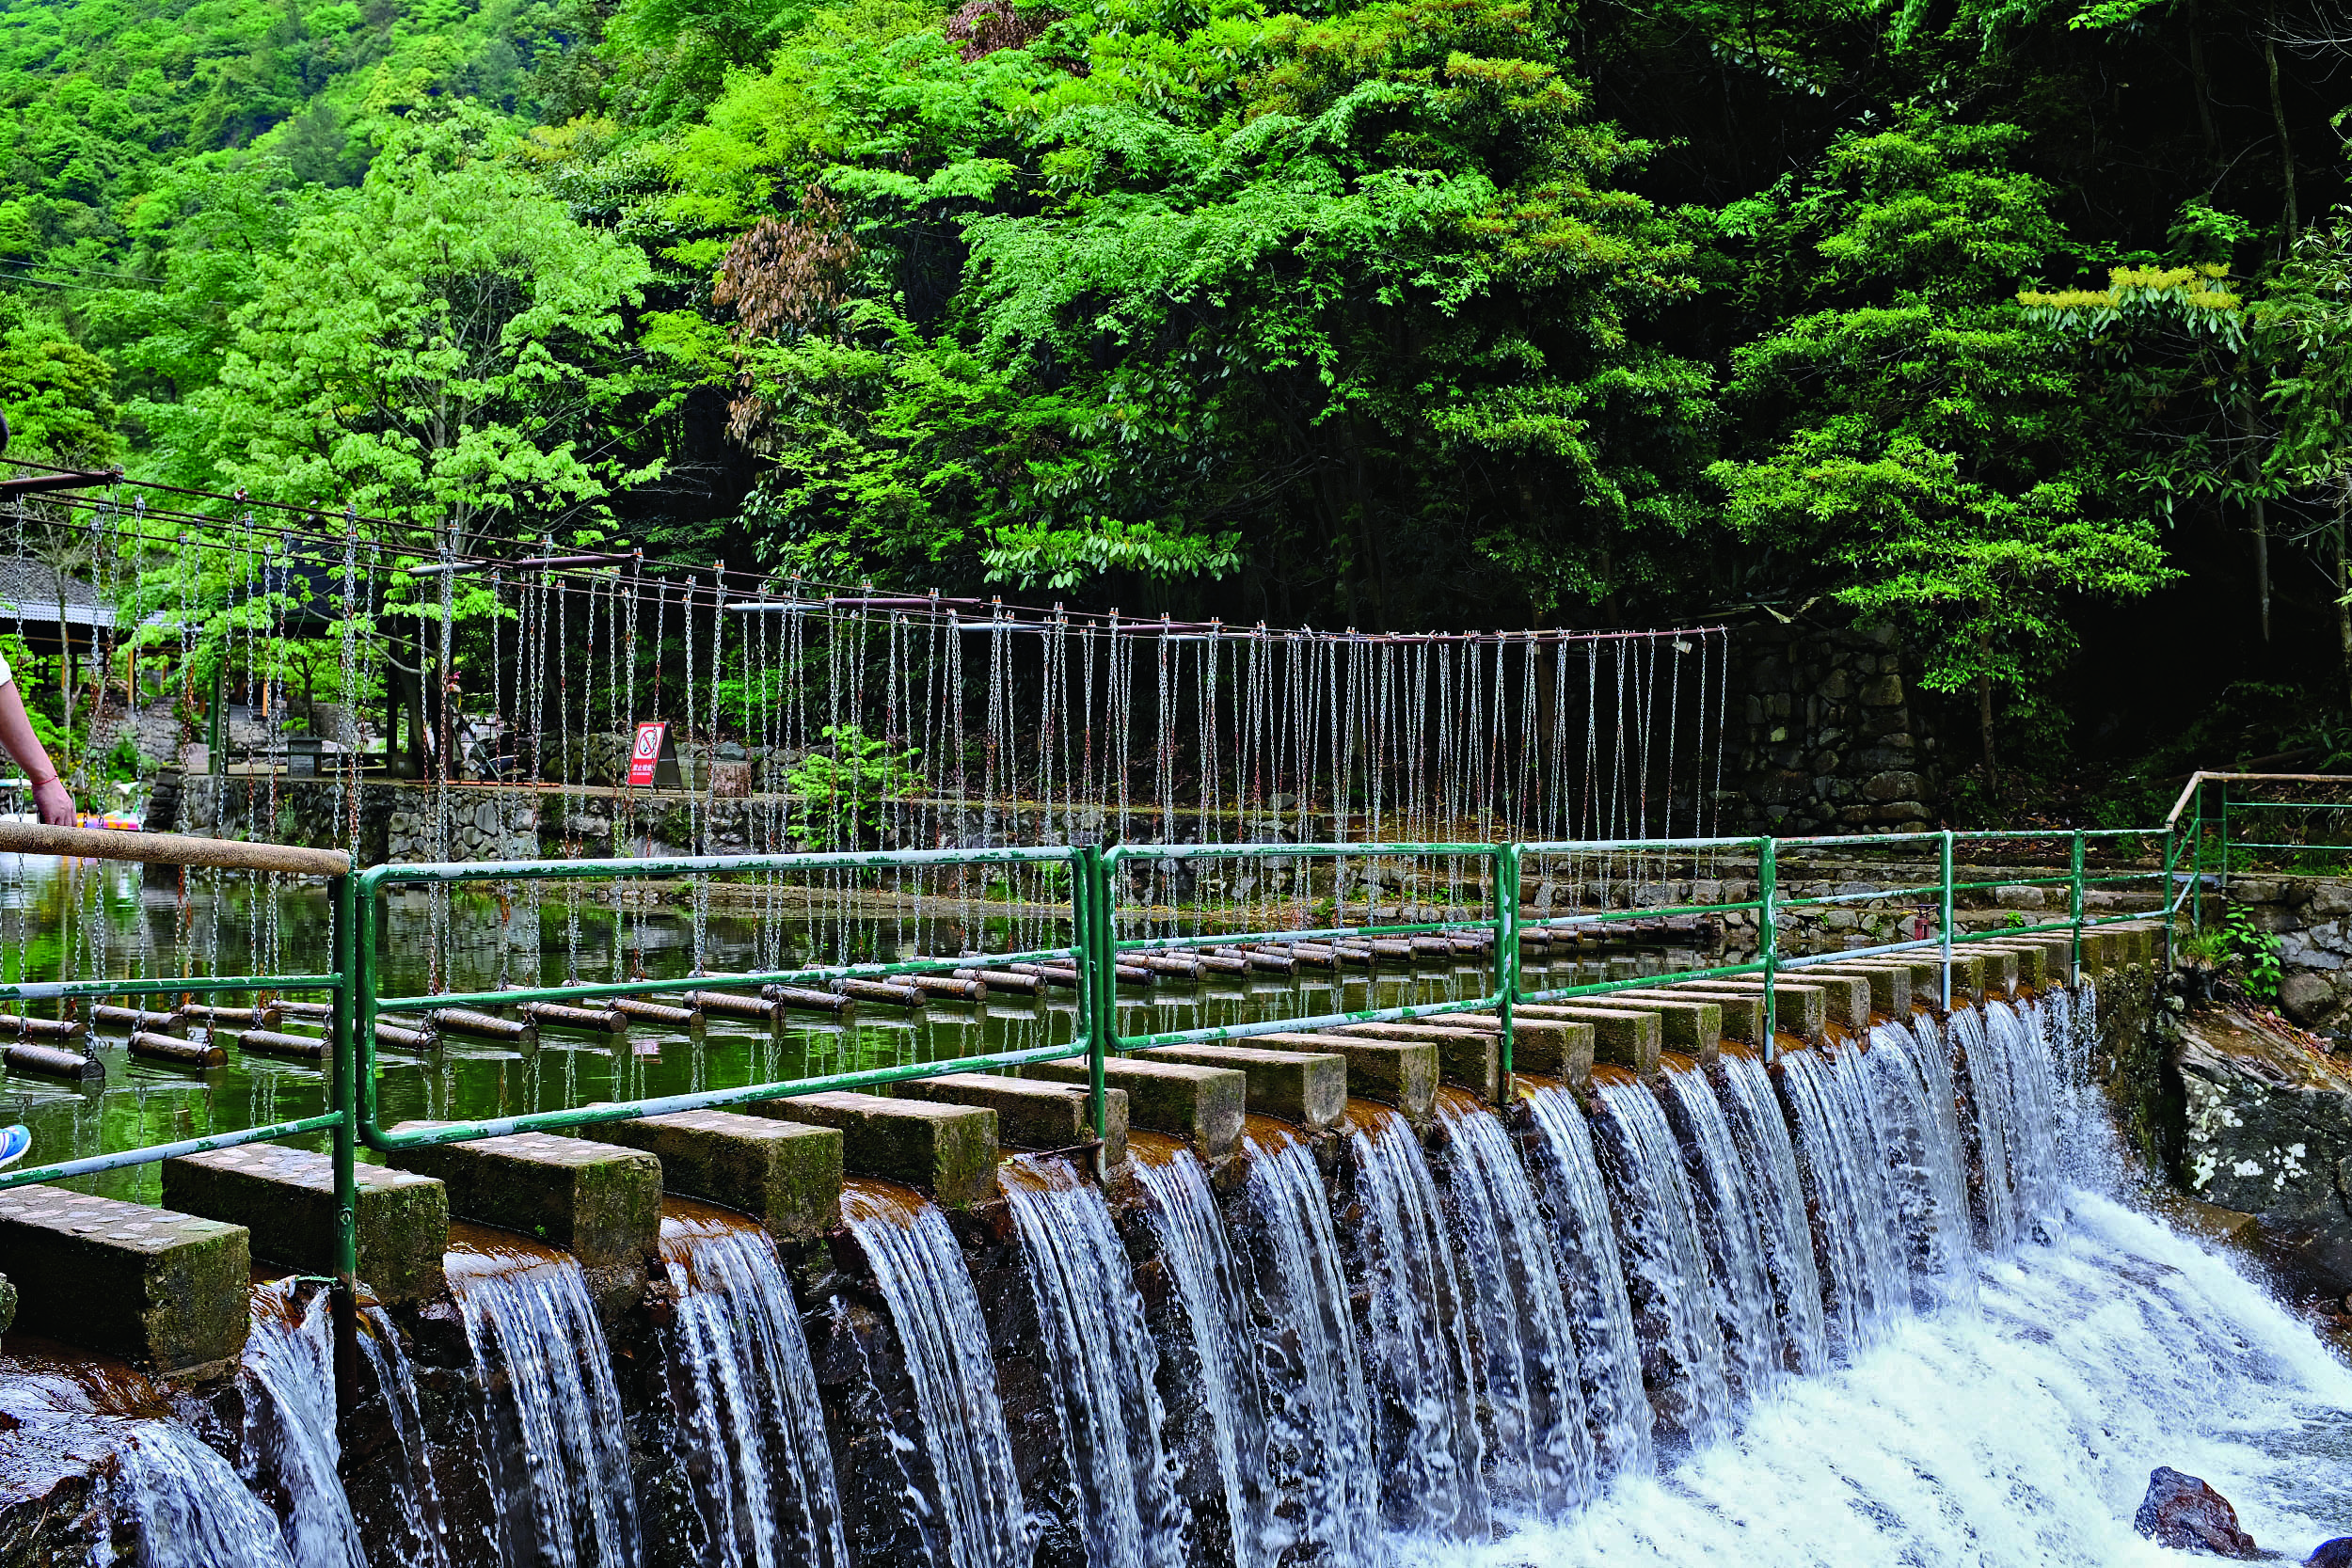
[1396,1194,2352,1567]
[238,1281,368,1568]
[117,1419,298,1567]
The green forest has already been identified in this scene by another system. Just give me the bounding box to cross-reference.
[0,0,2345,807]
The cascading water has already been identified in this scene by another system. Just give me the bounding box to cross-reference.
[1981,999,2066,1230]
[449,1241,642,1568]
[1429,1092,1595,1513]
[659,1206,847,1568]
[1859,1022,1978,1306]
[354,1304,453,1568]
[1774,1044,1909,1356]
[1131,1140,1275,1568]
[1653,1065,1784,1404]
[1345,1103,1489,1540]
[239,1280,368,1568]
[1235,1124,1384,1567]
[1517,1084,1655,1480]
[116,1419,299,1568]
[1706,1050,1829,1375]
[1587,1075,1732,1446]
[840,1182,1029,1568]
[1003,1155,1184,1568]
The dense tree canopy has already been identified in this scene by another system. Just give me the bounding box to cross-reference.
[0,0,2344,795]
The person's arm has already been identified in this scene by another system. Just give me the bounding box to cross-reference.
[0,679,74,827]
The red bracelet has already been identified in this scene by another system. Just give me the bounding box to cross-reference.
[26,773,56,789]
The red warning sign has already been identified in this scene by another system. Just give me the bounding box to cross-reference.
[628,721,669,786]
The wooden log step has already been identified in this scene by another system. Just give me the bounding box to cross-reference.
[957,968,1042,994]
[1446,935,1489,953]
[375,1020,437,1053]
[516,1001,628,1038]
[130,1031,226,1069]
[233,1029,329,1061]
[1286,946,1342,971]
[685,990,785,1022]
[275,1000,335,1022]
[1410,936,1458,957]
[4,1041,102,1081]
[1195,953,1252,975]
[1007,963,1083,991]
[1364,939,1415,959]
[909,974,987,1003]
[93,1005,183,1036]
[834,978,924,1006]
[0,1013,85,1043]
[764,986,847,1015]
[1136,953,1203,978]
[1224,946,1296,973]
[180,1003,279,1030]
[608,997,705,1037]
[428,1007,538,1046]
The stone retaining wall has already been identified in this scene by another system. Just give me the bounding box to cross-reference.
[1715,618,1944,837]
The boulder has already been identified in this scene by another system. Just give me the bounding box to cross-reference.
[2132,1466,2262,1558]
[2280,969,2343,1027]
[2177,1008,2352,1291]
[2307,1539,2352,1568]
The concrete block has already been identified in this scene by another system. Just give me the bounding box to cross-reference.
[1943,950,1985,1001]
[0,1185,247,1374]
[1254,1033,1437,1118]
[1139,1043,1347,1129]
[1675,981,1830,1041]
[753,1091,998,1208]
[1975,941,2046,990]
[1974,945,2019,995]
[1341,1021,1502,1101]
[1788,964,1907,1015]
[1430,1015,1581,1091]
[1532,1006,1661,1076]
[1571,997,1720,1062]
[582,1108,842,1240]
[1620,988,1766,1045]
[387,1126,661,1321]
[1791,972,1870,1031]
[163,1144,448,1305]
[1027,1057,1245,1159]
[898,1074,1129,1169]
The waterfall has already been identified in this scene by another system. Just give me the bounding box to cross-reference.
[1774,1045,1908,1357]
[355,1304,453,1568]
[1859,1022,1978,1307]
[1707,1051,1828,1376]
[1587,1076,1732,1446]
[1654,1065,1784,1405]
[1947,1006,2017,1248]
[449,1244,642,1568]
[239,1280,367,1568]
[1953,1001,2065,1246]
[1132,1141,1275,1568]
[660,1208,848,1568]
[841,1182,1029,1568]
[117,1419,297,1568]
[1517,1084,1655,1479]
[1236,1124,1384,1567]
[1429,1093,1596,1513]
[1003,1155,1184,1568]
[1345,1103,1489,1539]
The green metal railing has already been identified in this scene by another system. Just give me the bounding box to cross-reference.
[1,818,2187,1296]
[2167,772,2352,925]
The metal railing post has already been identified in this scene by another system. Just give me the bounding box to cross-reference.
[1077,846,1106,1143]
[1757,835,1777,1061]
[1940,829,1955,1008]
[1496,844,1519,1099]
[2069,830,2086,986]
[330,871,357,1284]
[2219,780,2231,903]
[2163,819,2179,972]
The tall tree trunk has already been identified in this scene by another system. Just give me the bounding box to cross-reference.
[2185,0,2221,167]
[2265,8,2296,246]
[1976,619,1996,789]
[2241,395,2271,641]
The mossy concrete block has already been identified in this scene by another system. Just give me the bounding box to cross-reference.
[898,1074,1129,1170]
[1597,998,1720,1062]
[1539,1006,1661,1076]
[1792,964,1907,1016]
[1789,973,1870,1031]
[1338,1021,1504,1101]
[1621,988,1767,1046]
[386,1125,660,1322]
[1435,1014,1595,1085]
[1977,941,2046,990]
[1943,950,1986,1001]
[581,1108,842,1240]
[757,1091,999,1208]
[1027,1057,1245,1159]
[1255,1033,1437,1118]
[1140,1043,1347,1129]
[163,1143,448,1304]
[1677,981,1830,1040]
[0,1185,248,1375]
[1974,945,2019,995]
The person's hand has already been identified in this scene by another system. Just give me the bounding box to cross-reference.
[32,777,76,828]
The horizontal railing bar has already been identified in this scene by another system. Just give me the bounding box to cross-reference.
[373,947,1086,1013]
[0,973,340,1003]
[1114,920,1494,953]
[0,820,350,877]
[362,844,1086,887]
[359,1040,1089,1149]
[1113,993,1505,1053]
[1105,842,1498,863]
[0,1114,343,1192]
[1522,958,1770,1002]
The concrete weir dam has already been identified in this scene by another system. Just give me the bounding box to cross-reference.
[0,828,2348,1566]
